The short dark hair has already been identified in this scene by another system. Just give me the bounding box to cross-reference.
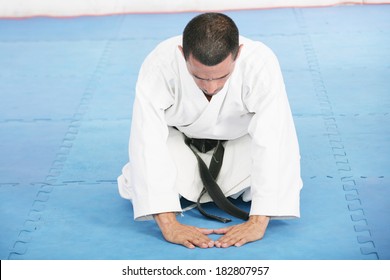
[182,13,239,66]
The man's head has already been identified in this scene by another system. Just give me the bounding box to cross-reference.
[180,13,242,98]
[182,13,240,66]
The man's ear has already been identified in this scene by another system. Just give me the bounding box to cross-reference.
[178,45,185,57]
[235,44,244,60]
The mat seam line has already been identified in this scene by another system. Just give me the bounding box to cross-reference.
[293,8,379,259]
[7,15,125,260]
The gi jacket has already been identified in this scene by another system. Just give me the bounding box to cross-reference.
[124,35,302,221]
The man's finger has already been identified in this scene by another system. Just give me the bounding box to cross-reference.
[234,238,248,247]
[183,240,196,249]
[196,228,214,235]
[185,227,215,248]
[215,234,238,248]
[213,227,231,235]
[186,236,213,248]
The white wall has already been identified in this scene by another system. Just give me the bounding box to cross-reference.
[0,0,388,18]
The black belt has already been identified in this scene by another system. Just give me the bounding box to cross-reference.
[184,136,249,223]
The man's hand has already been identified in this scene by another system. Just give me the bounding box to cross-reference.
[214,215,269,248]
[154,212,215,249]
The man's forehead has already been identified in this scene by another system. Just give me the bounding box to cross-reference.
[186,54,235,79]
[192,72,231,81]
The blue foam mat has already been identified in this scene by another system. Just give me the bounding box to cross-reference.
[0,5,389,260]
[4,178,366,260]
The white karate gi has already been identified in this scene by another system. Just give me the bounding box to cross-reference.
[118,35,302,221]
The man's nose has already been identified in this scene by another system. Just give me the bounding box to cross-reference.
[202,80,220,95]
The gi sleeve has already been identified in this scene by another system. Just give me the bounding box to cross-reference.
[244,49,303,219]
[129,58,182,220]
